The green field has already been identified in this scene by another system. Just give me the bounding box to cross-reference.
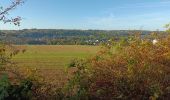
[12,45,100,69]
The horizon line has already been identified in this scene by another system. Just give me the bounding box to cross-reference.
[0,28,165,31]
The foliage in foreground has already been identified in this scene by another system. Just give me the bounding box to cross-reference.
[0,43,35,100]
[65,33,170,100]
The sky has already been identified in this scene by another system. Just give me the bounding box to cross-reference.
[0,0,170,30]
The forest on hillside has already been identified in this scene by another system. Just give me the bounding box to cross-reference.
[0,29,161,45]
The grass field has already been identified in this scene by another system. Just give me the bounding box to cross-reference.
[11,45,100,84]
[12,45,100,69]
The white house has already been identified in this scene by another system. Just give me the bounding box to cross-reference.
[152,39,158,45]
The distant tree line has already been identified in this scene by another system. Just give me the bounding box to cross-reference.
[0,29,162,45]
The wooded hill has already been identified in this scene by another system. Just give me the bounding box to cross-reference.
[0,29,160,45]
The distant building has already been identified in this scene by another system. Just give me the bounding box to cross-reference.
[152,39,158,45]
[95,40,99,42]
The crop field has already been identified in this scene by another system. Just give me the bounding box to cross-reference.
[12,45,100,69]
[11,45,100,84]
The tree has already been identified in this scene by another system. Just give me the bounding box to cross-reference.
[0,0,23,69]
[0,0,23,26]
[0,1,34,100]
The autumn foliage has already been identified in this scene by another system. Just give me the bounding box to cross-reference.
[65,33,170,100]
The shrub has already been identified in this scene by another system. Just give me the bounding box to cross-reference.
[66,33,170,100]
[0,74,34,100]
[0,74,10,100]
[0,43,35,100]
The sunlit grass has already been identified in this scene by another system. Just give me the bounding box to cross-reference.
[12,45,100,69]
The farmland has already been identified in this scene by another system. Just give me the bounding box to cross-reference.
[12,45,100,69]
[10,45,100,85]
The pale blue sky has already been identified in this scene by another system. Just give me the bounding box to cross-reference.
[0,0,170,30]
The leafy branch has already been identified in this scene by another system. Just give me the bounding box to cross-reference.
[0,0,24,26]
